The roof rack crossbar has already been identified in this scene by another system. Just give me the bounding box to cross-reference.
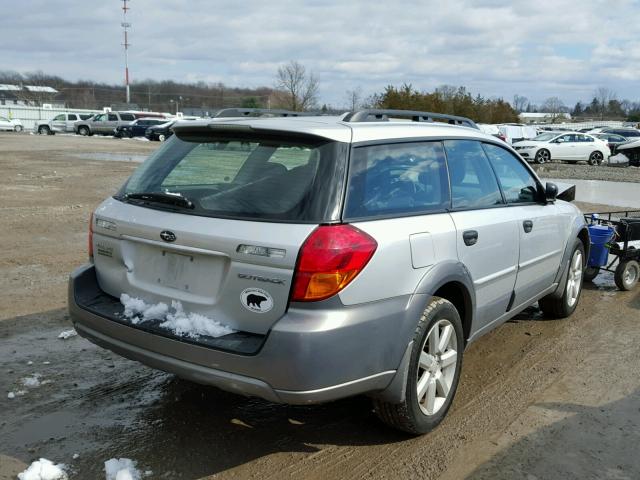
[213,108,309,118]
[342,109,478,129]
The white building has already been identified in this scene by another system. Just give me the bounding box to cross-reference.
[519,112,572,124]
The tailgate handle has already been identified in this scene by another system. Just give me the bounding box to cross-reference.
[463,230,478,246]
[523,220,533,233]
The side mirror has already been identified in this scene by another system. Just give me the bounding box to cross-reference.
[545,182,558,202]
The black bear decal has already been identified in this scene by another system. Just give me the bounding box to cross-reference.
[247,294,267,308]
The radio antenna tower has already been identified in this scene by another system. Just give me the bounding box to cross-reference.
[121,0,131,104]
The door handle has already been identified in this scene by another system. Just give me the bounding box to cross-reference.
[523,220,533,233]
[463,230,478,246]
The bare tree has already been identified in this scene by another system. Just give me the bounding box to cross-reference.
[275,61,319,111]
[345,87,363,111]
[542,97,566,122]
[594,87,616,120]
[513,94,528,113]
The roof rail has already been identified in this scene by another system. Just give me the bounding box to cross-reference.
[342,109,478,129]
[213,108,308,118]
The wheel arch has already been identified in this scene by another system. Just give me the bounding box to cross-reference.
[371,264,475,405]
[414,261,476,345]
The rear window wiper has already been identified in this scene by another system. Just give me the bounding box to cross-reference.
[124,192,195,209]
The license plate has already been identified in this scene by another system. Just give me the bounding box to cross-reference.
[161,250,194,291]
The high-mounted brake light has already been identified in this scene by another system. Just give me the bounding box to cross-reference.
[88,212,94,260]
[292,224,377,302]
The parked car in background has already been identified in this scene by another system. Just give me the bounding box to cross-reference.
[589,127,640,138]
[34,112,94,135]
[615,140,640,167]
[114,118,168,138]
[477,123,507,142]
[0,115,23,132]
[591,133,630,155]
[514,132,611,164]
[74,111,137,136]
[69,109,589,434]
[144,120,176,141]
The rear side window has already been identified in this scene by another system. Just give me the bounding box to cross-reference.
[444,140,503,209]
[120,113,135,121]
[345,142,450,219]
[483,144,539,204]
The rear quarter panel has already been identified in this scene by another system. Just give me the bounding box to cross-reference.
[339,213,458,305]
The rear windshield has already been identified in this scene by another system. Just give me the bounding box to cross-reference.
[116,132,347,223]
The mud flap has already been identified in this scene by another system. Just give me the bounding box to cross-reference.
[369,341,413,404]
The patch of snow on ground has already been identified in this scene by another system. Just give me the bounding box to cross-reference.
[120,295,235,338]
[18,458,67,480]
[8,391,15,399]
[58,329,77,339]
[22,374,43,388]
[104,458,141,480]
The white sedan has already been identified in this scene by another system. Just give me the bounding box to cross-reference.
[513,132,610,165]
[0,115,23,132]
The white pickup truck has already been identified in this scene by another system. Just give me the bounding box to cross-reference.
[34,113,95,135]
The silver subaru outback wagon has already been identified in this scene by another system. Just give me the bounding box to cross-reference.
[68,109,589,434]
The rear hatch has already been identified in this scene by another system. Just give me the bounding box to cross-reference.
[91,124,349,337]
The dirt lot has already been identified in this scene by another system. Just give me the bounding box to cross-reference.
[1,133,639,479]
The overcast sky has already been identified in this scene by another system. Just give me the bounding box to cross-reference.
[4,0,640,108]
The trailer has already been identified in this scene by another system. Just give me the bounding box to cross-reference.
[584,210,640,290]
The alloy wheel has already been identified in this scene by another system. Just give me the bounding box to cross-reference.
[589,151,603,165]
[536,150,550,164]
[416,319,458,416]
[566,250,583,307]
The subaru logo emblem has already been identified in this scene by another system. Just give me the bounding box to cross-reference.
[160,230,176,243]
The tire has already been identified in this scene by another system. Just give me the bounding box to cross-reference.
[373,297,464,434]
[38,125,51,135]
[534,149,550,164]
[78,126,90,136]
[539,240,585,319]
[614,260,639,291]
[583,266,600,282]
[158,134,166,142]
[14,125,23,132]
[126,131,134,138]
[588,151,604,166]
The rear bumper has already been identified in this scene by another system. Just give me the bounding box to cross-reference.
[69,264,425,404]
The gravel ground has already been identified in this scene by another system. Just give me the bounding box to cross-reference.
[532,161,640,183]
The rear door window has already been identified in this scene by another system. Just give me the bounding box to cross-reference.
[68,114,77,121]
[444,140,503,209]
[345,141,450,219]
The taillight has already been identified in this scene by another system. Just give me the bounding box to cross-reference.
[292,224,377,302]
[88,212,94,260]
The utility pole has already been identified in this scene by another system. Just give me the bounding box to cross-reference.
[121,0,131,104]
